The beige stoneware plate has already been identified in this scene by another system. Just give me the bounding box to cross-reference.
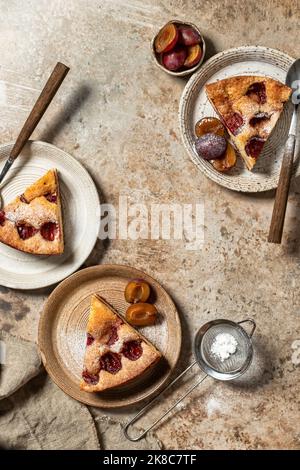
[0,140,100,289]
[179,46,300,192]
[38,264,182,408]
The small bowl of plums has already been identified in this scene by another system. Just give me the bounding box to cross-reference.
[152,20,205,76]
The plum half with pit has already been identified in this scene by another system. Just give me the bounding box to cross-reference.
[195,133,227,160]
[162,48,186,71]
[154,23,179,53]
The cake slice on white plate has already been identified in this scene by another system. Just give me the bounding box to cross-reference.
[0,169,64,254]
[205,76,292,170]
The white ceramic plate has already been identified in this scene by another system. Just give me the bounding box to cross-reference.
[179,46,299,192]
[0,141,100,289]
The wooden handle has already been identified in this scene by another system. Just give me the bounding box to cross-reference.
[9,62,70,160]
[268,134,296,244]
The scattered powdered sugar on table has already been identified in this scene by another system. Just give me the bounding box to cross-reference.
[210,333,238,362]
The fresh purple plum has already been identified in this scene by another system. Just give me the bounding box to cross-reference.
[195,133,227,160]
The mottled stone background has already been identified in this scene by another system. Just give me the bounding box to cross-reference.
[0,0,300,449]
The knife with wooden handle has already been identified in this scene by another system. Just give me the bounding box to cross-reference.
[0,62,69,186]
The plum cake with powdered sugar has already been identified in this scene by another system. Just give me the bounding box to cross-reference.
[80,295,161,392]
[0,169,64,255]
[205,76,292,170]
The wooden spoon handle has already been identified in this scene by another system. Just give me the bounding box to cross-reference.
[268,134,296,244]
[9,62,70,160]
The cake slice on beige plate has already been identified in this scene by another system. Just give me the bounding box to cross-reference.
[205,76,292,170]
[0,169,64,255]
[81,295,162,393]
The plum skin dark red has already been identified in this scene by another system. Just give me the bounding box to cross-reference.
[162,48,186,71]
[195,133,227,160]
[178,26,201,46]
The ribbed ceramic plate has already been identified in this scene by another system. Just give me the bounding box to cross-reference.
[38,265,181,408]
[0,141,100,289]
[179,46,299,192]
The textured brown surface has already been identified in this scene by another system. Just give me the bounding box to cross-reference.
[0,0,300,450]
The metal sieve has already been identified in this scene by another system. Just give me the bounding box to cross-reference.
[124,318,256,441]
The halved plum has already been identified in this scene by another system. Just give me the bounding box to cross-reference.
[17,224,38,240]
[178,26,201,46]
[162,47,186,71]
[155,23,178,53]
[100,352,122,374]
[195,117,225,137]
[124,279,151,304]
[82,369,99,385]
[122,340,143,361]
[184,44,202,68]
[40,222,58,241]
[126,303,158,326]
[212,143,237,172]
[245,136,265,159]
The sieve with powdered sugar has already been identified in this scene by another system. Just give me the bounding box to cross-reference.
[124,318,256,441]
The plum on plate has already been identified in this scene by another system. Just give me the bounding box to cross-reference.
[212,143,237,172]
[124,279,151,304]
[126,303,158,326]
[155,23,178,53]
[195,133,227,160]
[162,48,186,71]
[179,26,201,46]
[195,117,225,137]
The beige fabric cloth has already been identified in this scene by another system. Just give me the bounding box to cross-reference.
[0,331,100,450]
[0,332,162,450]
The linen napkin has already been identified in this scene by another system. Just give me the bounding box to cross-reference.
[0,331,100,450]
[0,331,162,450]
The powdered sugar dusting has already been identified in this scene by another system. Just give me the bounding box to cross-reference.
[6,199,57,229]
[110,338,124,353]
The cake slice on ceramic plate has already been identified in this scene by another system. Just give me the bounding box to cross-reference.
[0,169,64,255]
[205,76,292,170]
[80,295,162,392]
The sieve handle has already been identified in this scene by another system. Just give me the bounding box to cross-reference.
[238,318,256,337]
[123,360,207,442]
